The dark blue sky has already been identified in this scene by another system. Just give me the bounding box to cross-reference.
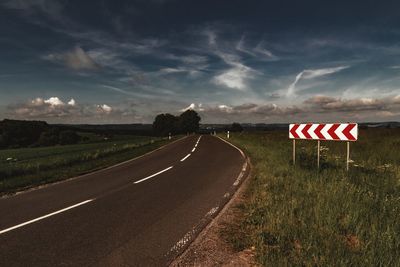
[1,0,400,123]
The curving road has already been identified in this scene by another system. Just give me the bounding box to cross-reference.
[0,135,247,266]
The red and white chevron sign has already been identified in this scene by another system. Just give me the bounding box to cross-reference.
[289,123,358,141]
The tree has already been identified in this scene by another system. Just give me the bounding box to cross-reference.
[152,113,178,136]
[59,130,81,145]
[0,134,5,148]
[231,122,243,132]
[152,110,201,136]
[0,119,49,147]
[37,131,59,146]
[179,110,201,134]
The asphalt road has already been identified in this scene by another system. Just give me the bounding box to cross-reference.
[0,135,246,266]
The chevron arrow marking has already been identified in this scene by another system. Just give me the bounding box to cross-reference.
[289,123,358,141]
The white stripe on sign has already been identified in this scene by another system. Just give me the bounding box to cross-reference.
[323,124,334,140]
[350,125,358,139]
[0,199,94,235]
[336,124,347,141]
[297,124,306,139]
[134,166,173,184]
[309,124,319,139]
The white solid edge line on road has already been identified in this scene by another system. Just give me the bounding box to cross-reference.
[215,136,245,158]
[134,166,174,184]
[180,154,191,162]
[0,199,94,235]
[191,148,196,152]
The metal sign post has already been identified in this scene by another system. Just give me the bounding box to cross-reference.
[317,140,320,169]
[293,139,296,165]
[346,141,350,171]
[289,123,358,171]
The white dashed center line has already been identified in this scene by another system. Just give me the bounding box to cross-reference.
[180,154,191,162]
[134,166,174,184]
[0,199,94,235]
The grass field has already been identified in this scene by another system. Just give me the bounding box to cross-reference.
[0,135,173,194]
[222,128,400,266]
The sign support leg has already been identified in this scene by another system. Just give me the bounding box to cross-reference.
[346,141,350,171]
[293,139,296,166]
[317,140,320,169]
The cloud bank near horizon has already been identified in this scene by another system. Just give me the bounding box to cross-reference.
[7,94,400,124]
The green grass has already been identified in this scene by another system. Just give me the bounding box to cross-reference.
[0,135,175,194]
[222,129,400,266]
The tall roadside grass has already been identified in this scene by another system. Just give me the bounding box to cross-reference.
[0,136,174,194]
[223,129,400,266]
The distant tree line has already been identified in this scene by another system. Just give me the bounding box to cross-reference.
[0,119,81,149]
[152,110,201,136]
[230,122,243,132]
[68,124,154,136]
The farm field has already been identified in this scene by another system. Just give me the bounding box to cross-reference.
[0,135,173,194]
[222,128,400,266]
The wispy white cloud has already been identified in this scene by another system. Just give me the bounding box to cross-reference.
[286,66,350,97]
[204,30,217,46]
[236,36,278,61]
[1,0,75,30]
[254,42,275,58]
[236,36,256,57]
[2,0,64,18]
[68,99,76,106]
[180,103,204,112]
[44,46,101,71]
[44,97,65,106]
[101,85,137,96]
[101,84,176,100]
[180,55,208,64]
[213,66,255,90]
[159,67,202,77]
[97,104,112,114]
[86,49,124,69]
[217,104,233,113]
[301,66,350,79]
[180,103,196,111]
[286,72,304,98]
[59,28,168,55]
[212,51,258,91]
[159,68,186,74]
